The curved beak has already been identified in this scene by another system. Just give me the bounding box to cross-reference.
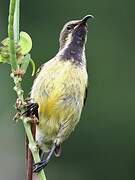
[80,15,94,25]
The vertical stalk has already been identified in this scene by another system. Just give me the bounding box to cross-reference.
[8,0,46,180]
[27,123,36,180]
[14,1,33,179]
[14,0,20,42]
[8,0,18,70]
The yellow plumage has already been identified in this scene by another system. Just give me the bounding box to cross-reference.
[31,58,88,152]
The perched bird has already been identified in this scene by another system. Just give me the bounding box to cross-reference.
[28,15,94,172]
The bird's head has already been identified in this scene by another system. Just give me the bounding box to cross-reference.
[59,15,94,50]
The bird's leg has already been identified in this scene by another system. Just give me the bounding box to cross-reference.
[33,143,57,173]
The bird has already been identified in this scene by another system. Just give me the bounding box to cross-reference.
[26,15,94,173]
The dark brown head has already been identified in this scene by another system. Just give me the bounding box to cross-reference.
[59,15,94,50]
[58,15,94,63]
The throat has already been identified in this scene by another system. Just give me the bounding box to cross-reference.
[60,40,85,63]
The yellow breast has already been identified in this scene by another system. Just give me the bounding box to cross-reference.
[31,58,88,146]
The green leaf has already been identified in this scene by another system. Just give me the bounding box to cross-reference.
[1,37,9,46]
[0,54,3,63]
[0,53,10,64]
[21,54,31,73]
[21,54,36,76]
[30,58,36,76]
[19,31,32,55]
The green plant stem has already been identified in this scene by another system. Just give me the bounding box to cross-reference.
[8,0,18,70]
[12,75,46,180]
[14,0,20,42]
[8,0,46,179]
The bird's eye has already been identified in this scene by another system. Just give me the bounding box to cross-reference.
[66,25,72,31]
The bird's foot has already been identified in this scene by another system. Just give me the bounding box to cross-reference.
[33,160,48,173]
[22,101,39,119]
[13,112,22,122]
[15,98,25,110]
[33,143,57,173]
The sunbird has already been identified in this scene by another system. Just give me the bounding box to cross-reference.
[26,15,94,173]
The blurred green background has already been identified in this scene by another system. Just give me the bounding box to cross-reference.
[0,0,135,179]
